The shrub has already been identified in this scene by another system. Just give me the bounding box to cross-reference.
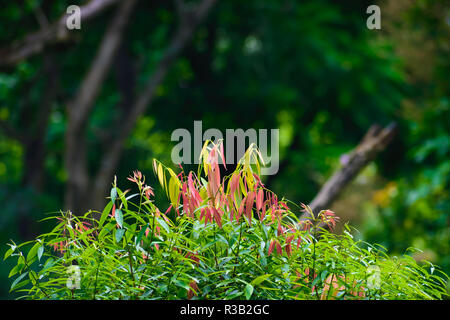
[5,142,448,299]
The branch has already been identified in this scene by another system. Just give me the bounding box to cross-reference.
[0,0,121,66]
[21,52,60,190]
[92,0,218,205]
[66,0,137,134]
[35,53,60,138]
[302,122,398,220]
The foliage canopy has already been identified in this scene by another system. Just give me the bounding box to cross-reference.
[5,143,448,300]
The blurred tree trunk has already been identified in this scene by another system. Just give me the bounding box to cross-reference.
[65,0,218,214]
[300,123,397,226]
[64,0,137,214]
[17,53,59,239]
[1,0,218,217]
[22,54,58,191]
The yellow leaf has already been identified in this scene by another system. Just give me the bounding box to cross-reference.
[168,176,180,207]
[157,163,164,189]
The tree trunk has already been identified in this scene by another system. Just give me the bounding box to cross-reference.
[300,123,398,226]
[64,0,137,214]
[67,0,218,214]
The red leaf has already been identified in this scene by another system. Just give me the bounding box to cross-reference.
[237,198,245,222]
[296,237,302,249]
[230,173,240,195]
[260,202,266,221]
[245,191,255,222]
[277,223,284,236]
[285,243,292,257]
[187,280,200,299]
[275,241,282,255]
[219,141,226,169]
[256,189,264,211]
[268,239,275,256]
[286,235,294,244]
[212,207,222,228]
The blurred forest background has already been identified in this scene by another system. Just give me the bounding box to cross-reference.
[0,0,448,298]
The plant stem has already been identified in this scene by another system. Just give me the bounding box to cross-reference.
[311,227,320,299]
[92,262,100,299]
[232,219,244,277]
[23,254,49,299]
[127,246,136,289]
[213,223,219,269]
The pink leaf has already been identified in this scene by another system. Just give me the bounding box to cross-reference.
[245,191,255,222]
[275,241,282,255]
[219,141,226,169]
[268,240,275,256]
[256,189,264,211]
[285,243,292,257]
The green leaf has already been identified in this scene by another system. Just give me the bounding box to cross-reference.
[135,224,148,245]
[3,247,14,260]
[115,209,123,229]
[98,222,115,240]
[99,201,113,229]
[11,271,29,291]
[320,270,328,281]
[47,237,66,246]
[40,257,54,274]
[8,263,24,278]
[26,242,41,262]
[116,187,128,210]
[260,255,267,268]
[111,187,117,203]
[156,218,170,234]
[115,228,125,243]
[37,246,44,261]
[125,223,136,243]
[173,279,190,290]
[251,274,271,286]
[312,274,321,287]
[244,283,254,299]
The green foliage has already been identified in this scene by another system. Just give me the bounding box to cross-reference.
[5,143,448,300]
[361,104,450,276]
[357,0,450,280]
[0,0,448,299]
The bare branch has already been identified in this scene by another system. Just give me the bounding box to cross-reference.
[0,0,121,66]
[66,0,137,134]
[303,122,397,221]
